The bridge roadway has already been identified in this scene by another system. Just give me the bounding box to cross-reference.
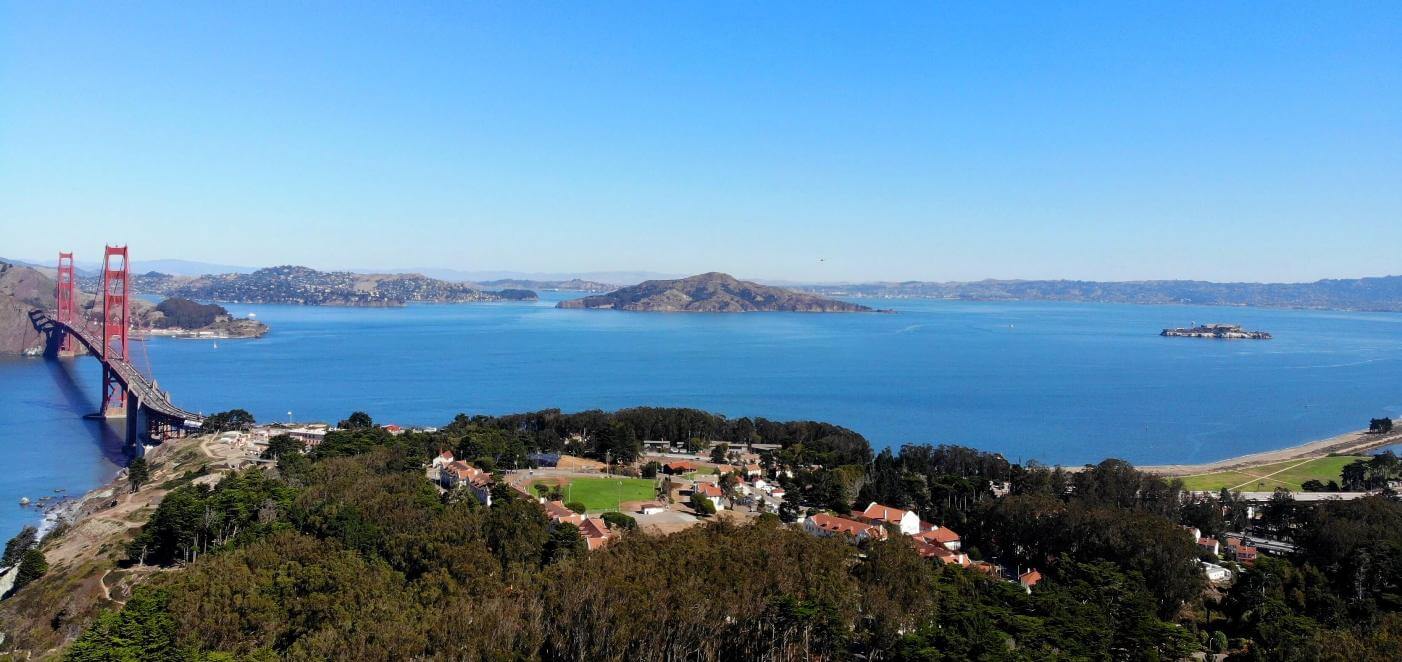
[31,309,204,435]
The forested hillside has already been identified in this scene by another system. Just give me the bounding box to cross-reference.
[2,407,1399,660]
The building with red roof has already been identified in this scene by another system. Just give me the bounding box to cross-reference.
[579,517,616,551]
[912,526,962,551]
[543,500,584,526]
[804,513,887,543]
[857,502,921,535]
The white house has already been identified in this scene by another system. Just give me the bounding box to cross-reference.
[859,502,921,536]
[441,461,493,507]
[638,502,666,515]
[431,450,455,469]
[693,482,727,510]
[1202,561,1233,583]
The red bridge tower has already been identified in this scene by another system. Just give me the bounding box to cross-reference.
[55,251,78,356]
[101,245,130,417]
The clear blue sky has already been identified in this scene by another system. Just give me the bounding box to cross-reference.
[2,3,1398,282]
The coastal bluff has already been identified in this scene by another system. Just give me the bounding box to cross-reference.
[557,272,874,313]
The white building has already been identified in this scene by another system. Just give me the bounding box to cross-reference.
[859,502,921,536]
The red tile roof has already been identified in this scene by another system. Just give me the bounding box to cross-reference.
[1019,570,1043,587]
[543,500,582,522]
[913,527,960,545]
[809,513,884,539]
[861,502,911,524]
[579,517,615,550]
[694,482,723,497]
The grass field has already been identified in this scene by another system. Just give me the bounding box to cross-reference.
[1177,455,1365,492]
[532,477,657,513]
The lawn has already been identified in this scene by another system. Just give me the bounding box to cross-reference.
[1176,456,1365,492]
[533,477,657,513]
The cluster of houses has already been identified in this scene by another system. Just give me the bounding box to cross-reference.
[1186,526,1262,584]
[1187,526,1259,567]
[802,502,1043,591]
[661,460,787,511]
[432,450,621,551]
[541,500,617,550]
[433,451,494,506]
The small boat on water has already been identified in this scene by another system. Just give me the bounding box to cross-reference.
[18,497,30,506]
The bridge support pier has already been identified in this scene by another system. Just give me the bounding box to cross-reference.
[126,391,140,448]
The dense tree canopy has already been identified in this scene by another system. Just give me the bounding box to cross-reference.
[153,297,227,329]
[40,406,1402,660]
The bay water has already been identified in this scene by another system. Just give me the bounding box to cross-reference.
[3,292,1400,539]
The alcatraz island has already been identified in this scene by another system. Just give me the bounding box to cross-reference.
[1161,323,1272,340]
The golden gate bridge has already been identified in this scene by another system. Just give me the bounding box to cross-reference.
[29,246,203,448]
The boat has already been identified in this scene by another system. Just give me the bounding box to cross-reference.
[18,497,30,506]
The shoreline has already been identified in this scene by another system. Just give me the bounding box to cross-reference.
[1141,421,1402,477]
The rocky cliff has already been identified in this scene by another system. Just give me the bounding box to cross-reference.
[0,262,56,355]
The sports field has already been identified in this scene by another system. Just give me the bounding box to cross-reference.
[1177,455,1364,492]
[533,477,657,513]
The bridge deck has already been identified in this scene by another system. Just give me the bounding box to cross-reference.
[34,310,204,424]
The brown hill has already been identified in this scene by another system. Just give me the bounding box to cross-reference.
[0,261,58,355]
[557,272,873,313]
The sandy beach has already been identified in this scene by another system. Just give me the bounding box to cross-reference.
[1143,420,1402,477]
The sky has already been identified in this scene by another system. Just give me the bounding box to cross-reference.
[2,3,1399,283]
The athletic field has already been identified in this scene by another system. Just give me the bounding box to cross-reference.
[1176,455,1364,492]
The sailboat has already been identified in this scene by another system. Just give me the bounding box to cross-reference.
[212,341,219,349]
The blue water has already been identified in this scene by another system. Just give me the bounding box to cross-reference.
[3,292,1401,539]
[0,357,127,542]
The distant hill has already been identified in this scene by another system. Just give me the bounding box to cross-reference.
[0,260,159,355]
[477,278,617,292]
[130,266,538,307]
[350,268,678,285]
[558,272,874,312]
[793,276,1402,312]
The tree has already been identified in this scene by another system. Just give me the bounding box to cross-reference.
[545,523,586,564]
[641,461,661,478]
[127,457,150,493]
[483,498,550,572]
[690,491,717,517]
[2,525,37,568]
[13,548,48,590]
[64,589,180,661]
[153,297,227,329]
[1369,417,1394,433]
[710,442,730,464]
[200,408,255,433]
[339,411,375,429]
[779,501,800,523]
[262,433,305,460]
[565,501,587,514]
[602,511,637,531]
